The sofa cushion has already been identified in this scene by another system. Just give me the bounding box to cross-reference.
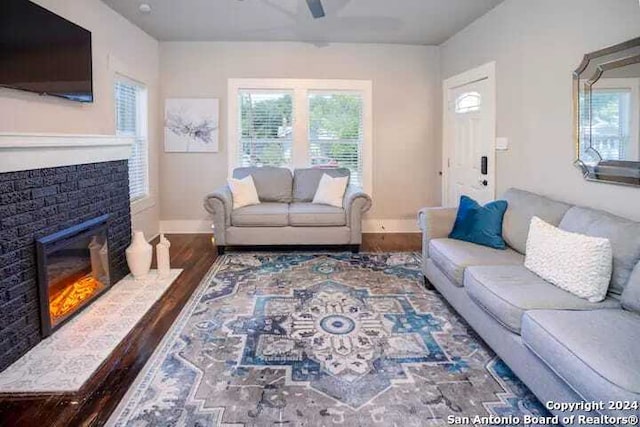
[501,188,572,254]
[448,195,508,249]
[522,309,640,414]
[622,262,640,313]
[233,167,293,203]
[465,265,620,334]
[312,174,349,208]
[231,203,289,227]
[525,217,613,303]
[293,168,350,202]
[429,238,523,287]
[228,175,260,210]
[289,203,346,227]
[559,206,640,296]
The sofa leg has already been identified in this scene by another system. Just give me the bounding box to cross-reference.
[350,245,360,254]
[217,246,225,256]
[423,275,435,291]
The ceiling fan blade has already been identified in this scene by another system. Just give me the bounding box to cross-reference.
[305,0,325,19]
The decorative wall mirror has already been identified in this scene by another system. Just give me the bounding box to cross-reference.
[574,37,640,186]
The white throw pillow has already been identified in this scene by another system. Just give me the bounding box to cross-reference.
[312,174,349,208]
[228,175,260,210]
[524,216,612,302]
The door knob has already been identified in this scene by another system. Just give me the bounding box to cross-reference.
[479,179,488,186]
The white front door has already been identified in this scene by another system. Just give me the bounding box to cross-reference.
[443,64,496,207]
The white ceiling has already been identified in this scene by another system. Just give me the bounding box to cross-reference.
[101,0,504,45]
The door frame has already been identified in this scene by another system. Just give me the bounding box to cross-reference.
[442,61,496,207]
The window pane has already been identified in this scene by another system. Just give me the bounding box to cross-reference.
[308,92,363,185]
[239,91,293,167]
[115,79,148,201]
[455,91,481,113]
[115,82,137,136]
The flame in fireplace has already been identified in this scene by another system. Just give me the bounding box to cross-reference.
[49,275,103,322]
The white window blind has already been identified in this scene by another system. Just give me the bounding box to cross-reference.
[309,92,364,186]
[238,90,293,168]
[115,79,148,201]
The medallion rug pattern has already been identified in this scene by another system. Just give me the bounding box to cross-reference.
[109,253,549,426]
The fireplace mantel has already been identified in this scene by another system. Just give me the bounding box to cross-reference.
[0,133,134,173]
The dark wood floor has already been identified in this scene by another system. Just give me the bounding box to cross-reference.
[0,233,420,427]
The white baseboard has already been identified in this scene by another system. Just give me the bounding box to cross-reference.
[159,219,419,234]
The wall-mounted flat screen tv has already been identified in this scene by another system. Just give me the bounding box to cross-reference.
[0,0,93,103]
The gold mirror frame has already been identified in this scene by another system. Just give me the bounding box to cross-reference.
[573,37,640,187]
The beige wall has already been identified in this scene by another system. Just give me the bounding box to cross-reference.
[7,0,633,233]
[441,0,640,220]
[159,42,441,230]
[0,0,161,237]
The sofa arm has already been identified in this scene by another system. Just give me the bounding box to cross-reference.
[417,207,457,257]
[343,185,372,225]
[203,185,233,245]
[343,185,371,244]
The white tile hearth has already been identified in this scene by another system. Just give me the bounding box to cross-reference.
[0,269,182,393]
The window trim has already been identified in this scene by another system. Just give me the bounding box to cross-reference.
[228,79,373,194]
[114,74,151,207]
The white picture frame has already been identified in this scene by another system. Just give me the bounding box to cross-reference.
[164,98,219,152]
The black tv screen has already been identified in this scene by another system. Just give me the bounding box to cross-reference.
[0,0,93,103]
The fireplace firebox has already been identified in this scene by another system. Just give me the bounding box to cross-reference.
[36,214,111,337]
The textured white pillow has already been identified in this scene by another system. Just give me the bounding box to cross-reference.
[312,174,349,208]
[525,216,612,302]
[228,175,260,209]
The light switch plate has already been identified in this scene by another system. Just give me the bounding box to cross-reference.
[496,137,509,151]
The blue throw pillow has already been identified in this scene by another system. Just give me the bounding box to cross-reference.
[449,195,508,249]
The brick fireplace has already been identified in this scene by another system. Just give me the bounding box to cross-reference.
[0,135,133,372]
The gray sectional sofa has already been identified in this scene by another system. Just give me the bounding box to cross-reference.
[418,188,640,422]
[204,167,372,253]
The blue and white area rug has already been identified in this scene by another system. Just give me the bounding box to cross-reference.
[108,253,549,426]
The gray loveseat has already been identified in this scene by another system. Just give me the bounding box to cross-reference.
[204,167,372,254]
[418,188,640,422]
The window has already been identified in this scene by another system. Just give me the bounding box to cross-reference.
[115,78,148,202]
[454,91,481,113]
[239,90,293,168]
[309,92,364,186]
[229,79,372,193]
